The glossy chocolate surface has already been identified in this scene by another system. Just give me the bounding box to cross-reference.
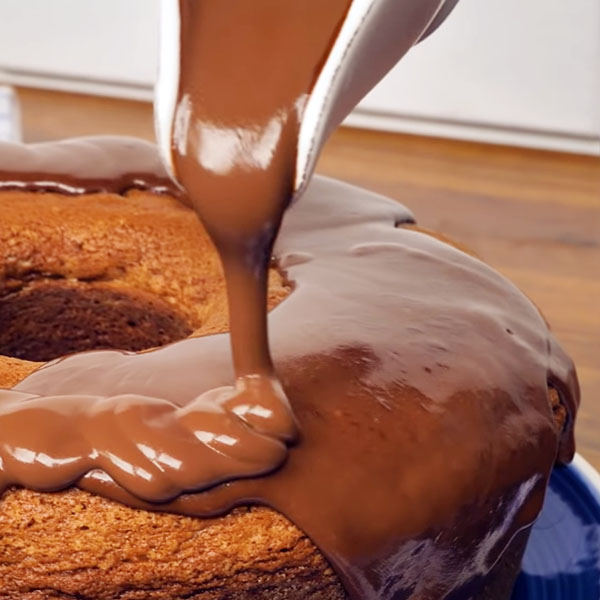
[164,0,355,460]
[0,137,579,597]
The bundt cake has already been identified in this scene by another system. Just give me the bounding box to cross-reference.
[0,137,578,599]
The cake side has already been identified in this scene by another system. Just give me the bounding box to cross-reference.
[0,488,344,600]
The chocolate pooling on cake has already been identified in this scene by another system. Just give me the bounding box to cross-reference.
[0,2,581,599]
[0,143,579,597]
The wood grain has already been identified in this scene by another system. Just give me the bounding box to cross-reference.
[15,87,600,470]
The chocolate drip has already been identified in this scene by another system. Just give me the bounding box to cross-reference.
[0,136,178,195]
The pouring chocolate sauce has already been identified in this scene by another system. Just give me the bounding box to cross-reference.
[157,0,459,460]
[164,0,356,450]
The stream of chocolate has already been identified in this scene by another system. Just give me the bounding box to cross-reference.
[0,158,579,598]
[168,0,355,451]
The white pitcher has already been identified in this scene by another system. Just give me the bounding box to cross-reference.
[155,0,459,200]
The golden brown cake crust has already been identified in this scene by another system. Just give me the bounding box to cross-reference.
[0,488,345,600]
[0,190,288,351]
[0,356,39,389]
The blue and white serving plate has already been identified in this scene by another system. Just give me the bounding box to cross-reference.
[512,454,600,599]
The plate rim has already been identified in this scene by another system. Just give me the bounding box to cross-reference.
[514,454,600,598]
[570,453,600,505]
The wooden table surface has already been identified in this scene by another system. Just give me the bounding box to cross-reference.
[16,87,600,471]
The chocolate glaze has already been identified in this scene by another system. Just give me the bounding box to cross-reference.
[0,142,579,596]
[0,136,178,195]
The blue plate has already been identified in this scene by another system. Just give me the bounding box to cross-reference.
[512,455,600,599]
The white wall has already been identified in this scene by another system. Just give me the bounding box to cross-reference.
[0,0,598,154]
[348,0,600,154]
[0,0,158,93]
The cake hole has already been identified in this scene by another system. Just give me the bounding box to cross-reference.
[548,384,568,433]
[0,281,193,362]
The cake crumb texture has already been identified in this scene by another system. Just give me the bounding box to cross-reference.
[0,488,345,599]
[0,190,289,361]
